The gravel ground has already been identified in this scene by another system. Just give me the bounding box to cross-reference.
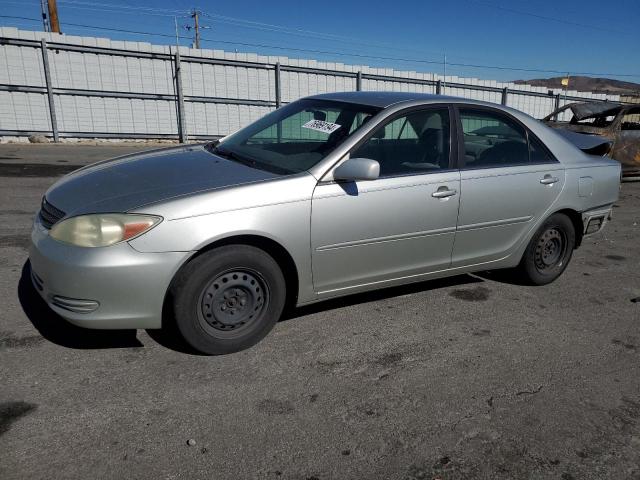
[1,144,639,480]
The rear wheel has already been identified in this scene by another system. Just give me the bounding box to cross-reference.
[171,245,286,355]
[516,213,575,285]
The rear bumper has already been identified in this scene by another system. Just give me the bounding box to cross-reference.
[582,205,614,237]
[621,166,640,182]
[29,219,191,329]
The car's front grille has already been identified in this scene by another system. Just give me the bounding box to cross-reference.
[39,197,65,229]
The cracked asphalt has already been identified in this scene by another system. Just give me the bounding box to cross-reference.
[1,143,639,480]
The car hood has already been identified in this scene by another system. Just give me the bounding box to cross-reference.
[45,144,280,216]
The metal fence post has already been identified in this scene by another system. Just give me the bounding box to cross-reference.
[40,39,59,142]
[435,80,442,95]
[501,87,509,106]
[274,62,282,142]
[356,71,362,91]
[174,48,187,143]
[274,62,282,108]
[554,93,561,110]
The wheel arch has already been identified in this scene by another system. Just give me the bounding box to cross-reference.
[162,234,301,328]
[552,208,584,248]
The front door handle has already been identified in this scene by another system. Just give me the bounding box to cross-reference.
[432,186,457,198]
[540,175,559,185]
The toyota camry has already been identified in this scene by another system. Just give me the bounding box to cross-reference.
[29,92,621,354]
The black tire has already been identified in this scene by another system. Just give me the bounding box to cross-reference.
[171,245,286,355]
[516,213,576,285]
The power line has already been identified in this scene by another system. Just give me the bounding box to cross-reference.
[465,0,634,36]
[0,0,191,18]
[196,10,455,60]
[199,10,370,43]
[57,0,439,56]
[53,2,188,18]
[57,0,187,17]
[0,14,180,38]
[8,0,459,60]
[8,0,635,70]
[50,1,381,43]
[1,14,640,80]
[22,0,630,38]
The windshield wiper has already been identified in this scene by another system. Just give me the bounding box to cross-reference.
[205,138,220,149]
[211,146,258,169]
[208,144,295,175]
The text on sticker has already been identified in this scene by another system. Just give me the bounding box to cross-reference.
[302,119,342,134]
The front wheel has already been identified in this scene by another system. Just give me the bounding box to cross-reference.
[516,213,576,285]
[171,245,286,355]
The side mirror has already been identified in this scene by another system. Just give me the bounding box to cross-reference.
[333,158,380,182]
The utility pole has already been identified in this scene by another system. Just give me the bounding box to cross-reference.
[182,10,208,49]
[40,0,50,32]
[191,9,200,49]
[47,0,61,33]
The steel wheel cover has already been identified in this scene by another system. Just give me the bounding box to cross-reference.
[534,227,567,273]
[198,269,269,335]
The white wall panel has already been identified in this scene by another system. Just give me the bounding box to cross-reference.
[0,91,51,130]
[0,28,626,139]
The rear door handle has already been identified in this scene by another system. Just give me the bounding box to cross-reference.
[432,186,457,198]
[540,175,559,185]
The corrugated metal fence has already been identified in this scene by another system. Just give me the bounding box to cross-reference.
[0,27,623,141]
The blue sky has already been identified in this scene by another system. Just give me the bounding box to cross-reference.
[1,0,639,82]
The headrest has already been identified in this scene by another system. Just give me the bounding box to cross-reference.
[370,127,386,139]
[422,113,443,131]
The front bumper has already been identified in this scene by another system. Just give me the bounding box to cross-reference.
[29,219,192,329]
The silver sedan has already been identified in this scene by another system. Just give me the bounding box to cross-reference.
[29,92,621,354]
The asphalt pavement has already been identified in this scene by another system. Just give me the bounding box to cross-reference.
[1,143,639,480]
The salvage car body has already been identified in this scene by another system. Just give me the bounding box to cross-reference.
[543,101,640,179]
[29,92,621,330]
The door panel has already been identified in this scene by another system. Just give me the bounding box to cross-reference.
[452,164,565,267]
[452,106,566,267]
[312,172,461,293]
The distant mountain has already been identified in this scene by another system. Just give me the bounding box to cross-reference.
[513,76,640,95]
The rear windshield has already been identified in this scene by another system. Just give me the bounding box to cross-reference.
[209,99,381,174]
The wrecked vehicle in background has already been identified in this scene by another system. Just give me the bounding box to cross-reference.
[543,101,640,180]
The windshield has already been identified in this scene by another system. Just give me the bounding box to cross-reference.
[210,99,381,174]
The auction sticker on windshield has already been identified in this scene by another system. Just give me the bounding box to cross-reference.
[302,119,341,134]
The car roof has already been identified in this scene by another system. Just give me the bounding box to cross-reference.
[306,91,460,108]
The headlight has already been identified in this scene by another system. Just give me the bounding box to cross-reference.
[49,213,162,247]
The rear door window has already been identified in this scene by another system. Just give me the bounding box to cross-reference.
[528,135,556,164]
[459,108,556,168]
[460,109,529,168]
